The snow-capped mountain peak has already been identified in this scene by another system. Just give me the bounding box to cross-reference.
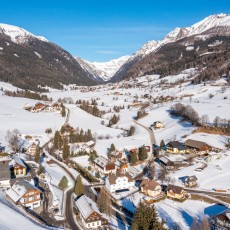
[0,23,48,44]
[76,55,130,82]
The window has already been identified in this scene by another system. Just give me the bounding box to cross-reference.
[87,224,90,228]
[97,222,99,225]
[92,223,95,226]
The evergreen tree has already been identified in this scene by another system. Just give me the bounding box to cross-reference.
[75,176,85,197]
[37,164,43,175]
[95,171,100,179]
[62,142,70,161]
[61,105,66,117]
[130,152,138,164]
[110,143,116,153]
[160,140,165,150]
[34,145,41,163]
[58,176,68,190]
[54,131,62,149]
[60,126,65,134]
[132,202,165,230]
[138,146,148,161]
[97,187,112,216]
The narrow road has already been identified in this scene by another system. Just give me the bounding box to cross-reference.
[41,107,82,230]
[133,119,157,179]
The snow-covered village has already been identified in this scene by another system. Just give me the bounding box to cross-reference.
[0,3,230,230]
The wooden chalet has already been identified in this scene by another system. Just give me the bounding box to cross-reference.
[166,141,188,154]
[93,156,116,174]
[6,178,42,209]
[9,155,27,178]
[185,175,198,188]
[185,139,210,152]
[141,179,162,198]
[75,195,108,229]
[166,184,185,200]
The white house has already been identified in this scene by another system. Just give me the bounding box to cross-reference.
[105,173,135,193]
[27,143,38,156]
[6,178,42,209]
[75,195,108,229]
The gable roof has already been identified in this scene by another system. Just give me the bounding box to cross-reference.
[167,141,186,150]
[6,178,40,203]
[141,179,160,191]
[9,155,26,169]
[185,139,208,149]
[108,172,133,185]
[94,156,109,168]
[167,184,183,194]
[75,195,103,220]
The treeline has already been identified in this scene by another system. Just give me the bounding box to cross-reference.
[79,100,105,118]
[61,127,94,143]
[4,89,52,101]
[170,103,199,124]
[108,114,120,127]
[123,35,230,85]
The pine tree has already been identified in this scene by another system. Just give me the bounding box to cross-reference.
[110,143,116,153]
[160,140,165,150]
[37,164,43,175]
[97,187,112,216]
[34,145,41,163]
[130,152,138,164]
[54,131,62,149]
[62,142,70,161]
[61,104,66,117]
[58,176,68,190]
[75,176,85,197]
[132,202,165,230]
[138,146,148,161]
[95,171,100,179]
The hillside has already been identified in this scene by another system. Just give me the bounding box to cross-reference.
[0,24,97,91]
[110,13,230,82]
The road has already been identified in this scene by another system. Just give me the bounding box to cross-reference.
[133,119,157,179]
[41,107,82,230]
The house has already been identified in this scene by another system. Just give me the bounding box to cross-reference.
[31,102,46,112]
[0,157,11,188]
[85,140,96,149]
[62,123,76,134]
[43,105,54,112]
[75,195,108,229]
[166,184,185,200]
[158,156,175,170]
[140,179,162,198]
[6,178,42,209]
[152,121,164,129]
[185,175,198,188]
[166,141,187,154]
[185,139,210,152]
[94,156,116,174]
[9,155,27,178]
[51,102,62,111]
[105,172,135,193]
[211,209,230,229]
[204,152,221,162]
[27,143,38,156]
[118,164,128,174]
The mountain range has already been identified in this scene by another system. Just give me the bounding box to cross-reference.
[0,13,230,90]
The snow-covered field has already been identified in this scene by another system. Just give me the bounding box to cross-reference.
[0,83,65,147]
[0,199,52,230]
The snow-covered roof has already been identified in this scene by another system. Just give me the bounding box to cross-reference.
[75,195,101,219]
[9,155,26,169]
[94,156,109,168]
[85,140,95,147]
[6,178,40,203]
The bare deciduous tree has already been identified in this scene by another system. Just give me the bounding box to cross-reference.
[5,129,21,152]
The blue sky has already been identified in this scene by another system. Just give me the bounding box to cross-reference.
[0,0,229,62]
